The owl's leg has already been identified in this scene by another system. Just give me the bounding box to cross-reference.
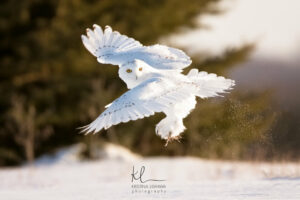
[155,116,185,142]
[156,96,196,146]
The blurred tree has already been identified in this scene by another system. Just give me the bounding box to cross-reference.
[5,95,53,164]
[0,0,280,165]
[270,109,300,160]
[8,96,36,163]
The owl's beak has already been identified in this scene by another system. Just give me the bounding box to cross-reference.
[135,75,138,80]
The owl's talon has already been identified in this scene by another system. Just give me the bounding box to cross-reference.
[164,139,170,147]
[174,135,182,142]
[164,135,182,146]
[164,132,172,147]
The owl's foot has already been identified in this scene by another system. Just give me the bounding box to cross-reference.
[164,135,182,147]
[156,117,185,145]
[156,117,185,140]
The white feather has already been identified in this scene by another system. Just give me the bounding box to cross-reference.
[81,24,190,70]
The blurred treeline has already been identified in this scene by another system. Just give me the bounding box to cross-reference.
[0,0,297,166]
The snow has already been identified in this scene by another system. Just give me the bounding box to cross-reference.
[0,143,300,199]
[33,143,141,166]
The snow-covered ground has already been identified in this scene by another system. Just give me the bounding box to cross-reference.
[0,143,299,200]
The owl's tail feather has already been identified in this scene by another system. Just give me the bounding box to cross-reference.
[187,68,235,98]
[81,25,142,62]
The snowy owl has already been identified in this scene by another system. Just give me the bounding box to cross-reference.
[81,25,191,88]
[81,25,235,145]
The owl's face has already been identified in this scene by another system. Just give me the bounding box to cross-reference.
[119,59,155,89]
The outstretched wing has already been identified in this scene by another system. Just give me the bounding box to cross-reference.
[187,69,235,98]
[136,44,192,70]
[81,25,191,70]
[81,25,142,65]
[81,78,194,134]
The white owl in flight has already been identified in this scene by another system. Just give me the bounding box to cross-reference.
[81,25,235,145]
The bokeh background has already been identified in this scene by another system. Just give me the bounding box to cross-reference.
[1,0,299,166]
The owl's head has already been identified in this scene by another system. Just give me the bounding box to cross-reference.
[119,59,156,89]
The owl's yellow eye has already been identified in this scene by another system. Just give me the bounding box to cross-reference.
[139,67,143,71]
[126,69,132,73]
